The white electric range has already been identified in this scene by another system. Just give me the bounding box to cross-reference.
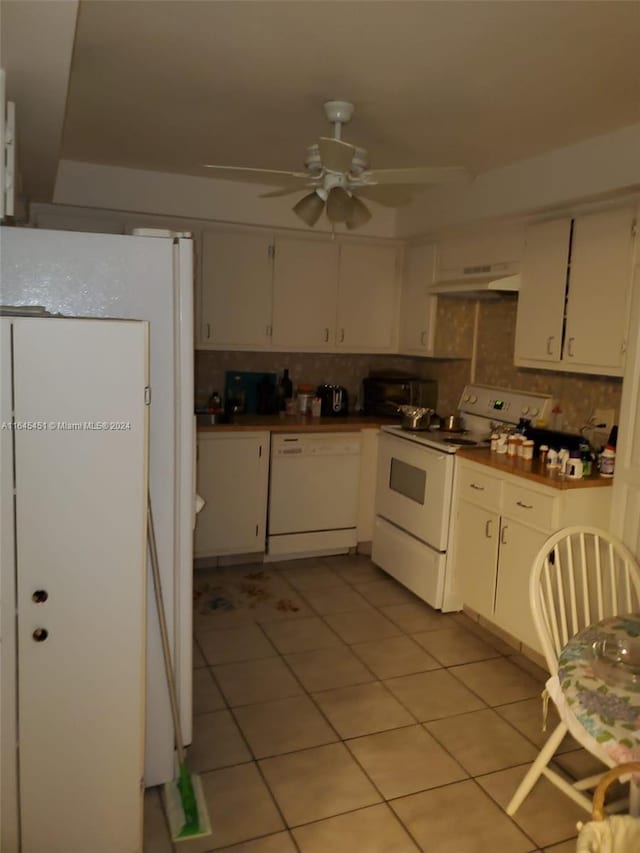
[372,384,554,611]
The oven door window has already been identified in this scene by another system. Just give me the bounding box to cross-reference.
[389,457,426,505]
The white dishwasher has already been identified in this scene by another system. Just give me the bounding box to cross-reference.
[267,432,362,559]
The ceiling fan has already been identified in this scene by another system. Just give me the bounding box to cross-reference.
[202,101,468,230]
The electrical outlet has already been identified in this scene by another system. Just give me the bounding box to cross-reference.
[590,408,616,433]
[584,408,616,449]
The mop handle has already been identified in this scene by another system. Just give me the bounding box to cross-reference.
[147,497,186,767]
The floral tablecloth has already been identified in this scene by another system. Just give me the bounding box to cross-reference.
[557,613,640,766]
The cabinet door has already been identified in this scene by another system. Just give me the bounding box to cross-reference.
[564,207,635,374]
[337,243,399,351]
[399,243,437,354]
[514,219,570,364]
[12,318,147,853]
[199,231,273,348]
[195,433,269,556]
[271,237,339,349]
[454,500,500,620]
[494,519,547,654]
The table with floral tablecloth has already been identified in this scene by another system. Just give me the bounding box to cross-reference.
[555,613,640,813]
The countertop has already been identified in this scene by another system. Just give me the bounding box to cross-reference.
[197,414,398,433]
[456,447,613,490]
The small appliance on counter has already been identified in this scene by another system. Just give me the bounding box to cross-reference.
[224,371,278,415]
[317,384,349,416]
[362,371,437,417]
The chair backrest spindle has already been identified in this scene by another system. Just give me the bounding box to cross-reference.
[530,526,640,675]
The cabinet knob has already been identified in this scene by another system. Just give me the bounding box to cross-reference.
[546,336,554,356]
[567,337,575,357]
[485,519,493,538]
[340,328,345,343]
[32,589,48,604]
[420,330,427,346]
[324,328,329,343]
[32,628,48,642]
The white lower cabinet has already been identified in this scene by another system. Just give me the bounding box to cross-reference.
[195,432,270,557]
[452,458,612,654]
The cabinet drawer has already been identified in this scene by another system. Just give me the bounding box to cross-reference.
[457,465,502,510]
[503,482,555,530]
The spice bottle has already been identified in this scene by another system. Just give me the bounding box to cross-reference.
[539,445,549,467]
[600,445,616,478]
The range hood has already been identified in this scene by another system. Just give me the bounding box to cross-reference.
[430,261,521,298]
[429,273,520,299]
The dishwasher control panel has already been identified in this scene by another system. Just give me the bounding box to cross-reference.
[273,435,361,456]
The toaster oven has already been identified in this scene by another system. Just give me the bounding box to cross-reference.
[362,376,438,417]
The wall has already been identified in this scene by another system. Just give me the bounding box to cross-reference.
[53,160,398,238]
[396,121,640,237]
[473,296,622,432]
[196,295,622,431]
[195,350,422,413]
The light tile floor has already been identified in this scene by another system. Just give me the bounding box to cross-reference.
[144,554,591,852]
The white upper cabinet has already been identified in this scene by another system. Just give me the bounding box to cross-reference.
[271,236,339,349]
[198,230,274,349]
[197,227,400,354]
[514,218,571,364]
[564,207,636,372]
[398,242,473,358]
[337,242,400,352]
[515,206,636,376]
[399,243,437,355]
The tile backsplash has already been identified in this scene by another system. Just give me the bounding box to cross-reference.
[196,296,621,430]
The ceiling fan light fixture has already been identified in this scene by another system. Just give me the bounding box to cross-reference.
[293,190,326,227]
[346,195,372,230]
[326,186,353,223]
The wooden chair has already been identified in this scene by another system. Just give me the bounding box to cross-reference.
[506,525,640,817]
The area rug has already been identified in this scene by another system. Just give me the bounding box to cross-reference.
[194,567,302,619]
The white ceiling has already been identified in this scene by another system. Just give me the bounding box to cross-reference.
[5,1,640,203]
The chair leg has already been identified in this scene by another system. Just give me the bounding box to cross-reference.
[506,721,568,816]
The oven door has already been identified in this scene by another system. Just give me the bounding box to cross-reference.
[375,432,454,551]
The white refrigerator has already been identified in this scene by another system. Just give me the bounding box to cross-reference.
[0,226,194,787]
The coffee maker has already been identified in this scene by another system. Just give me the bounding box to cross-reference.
[317,384,349,416]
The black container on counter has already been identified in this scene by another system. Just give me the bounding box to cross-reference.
[525,427,585,456]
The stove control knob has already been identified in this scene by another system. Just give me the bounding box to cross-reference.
[469,395,477,404]
[462,394,470,402]
[530,407,539,417]
[521,406,530,415]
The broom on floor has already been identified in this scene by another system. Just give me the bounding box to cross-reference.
[147,496,212,842]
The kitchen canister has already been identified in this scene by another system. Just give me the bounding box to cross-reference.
[546,448,559,470]
[600,445,616,477]
[567,451,583,479]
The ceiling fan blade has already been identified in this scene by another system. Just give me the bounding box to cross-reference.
[201,165,310,187]
[326,187,353,224]
[361,166,469,186]
[355,185,415,208]
[260,186,314,198]
[319,137,356,173]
